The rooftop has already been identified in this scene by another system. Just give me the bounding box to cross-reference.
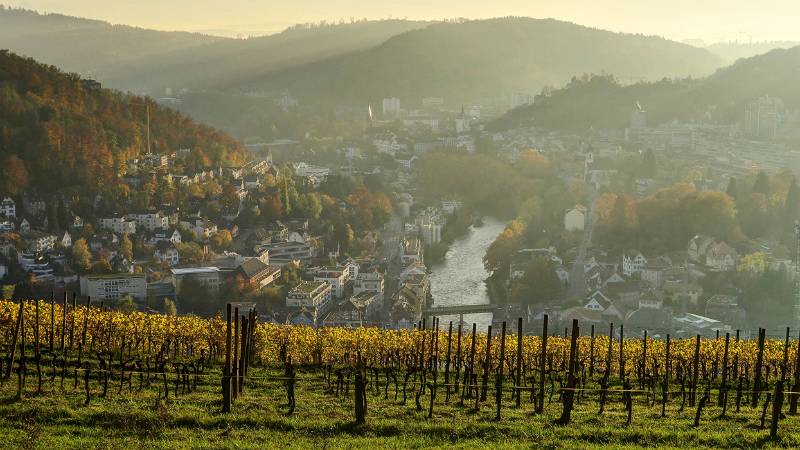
[290,281,328,295]
[171,267,220,275]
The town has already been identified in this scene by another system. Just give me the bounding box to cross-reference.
[2,80,798,340]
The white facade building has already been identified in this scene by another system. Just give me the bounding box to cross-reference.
[80,274,147,301]
[382,97,401,115]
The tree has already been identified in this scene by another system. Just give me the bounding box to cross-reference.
[120,233,133,260]
[71,238,91,272]
[785,178,800,221]
[511,257,562,306]
[334,222,355,253]
[210,230,233,252]
[752,171,771,196]
[483,220,525,273]
[0,155,29,195]
[162,298,177,316]
[118,295,137,313]
[177,242,205,263]
[726,177,739,201]
[91,258,113,274]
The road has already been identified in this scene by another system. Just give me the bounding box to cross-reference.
[567,190,599,299]
[379,213,403,320]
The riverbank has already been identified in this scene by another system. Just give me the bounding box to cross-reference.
[423,206,478,266]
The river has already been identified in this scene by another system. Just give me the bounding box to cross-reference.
[429,217,506,331]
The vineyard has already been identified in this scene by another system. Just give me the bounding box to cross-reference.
[2,297,800,448]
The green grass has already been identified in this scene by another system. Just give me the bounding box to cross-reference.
[1,367,799,449]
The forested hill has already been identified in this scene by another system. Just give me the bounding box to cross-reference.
[0,50,246,195]
[0,7,428,92]
[0,7,226,80]
[491,45,800,131]
[230,17,722,106]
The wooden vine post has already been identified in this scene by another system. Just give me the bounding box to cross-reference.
[222,304,232,413]
[556,319,579,425]
[536,314,548,414]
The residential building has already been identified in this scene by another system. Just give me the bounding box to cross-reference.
[286,281,332,314]
[262,241,314,266]
[401,238,423,266]
[0,197,15,218]
[235,258,281,289]
[125,212,169,232]
[80,273,147,301]
[154,241,180,266]
[0,219,15,232]
[180,218,218,240]
[744,95,783,140]
[382,97,401,115]
[705,242,739,271]
[622,251,647,276]
[354,270,384,298]
[17,252,54,280]
[24,232,56,253]
[100,216,137,234]
[149,228,182,246]
[314,266,351,299]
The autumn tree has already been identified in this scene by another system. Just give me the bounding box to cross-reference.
[483,220,525,274]
[71,238,91,272]
[120,233,133,260]
[0,155,28,195]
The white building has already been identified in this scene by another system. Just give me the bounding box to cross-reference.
[564,205,587,231]
[100,216,137,234]
[0,197,16,218]
[80,274,147,301]
[313,266,351,299]
[382,97,401,116]
[622,251,648,277]
[126,212,169,232]
[286,281,332,313]
[154,241,180,266]
[511,92,533,109]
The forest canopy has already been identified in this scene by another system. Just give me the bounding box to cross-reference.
[0,50,246,195]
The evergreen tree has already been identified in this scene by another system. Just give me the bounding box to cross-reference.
[752,171,771,196]
[785,178,800,221]
[725,177,738,200]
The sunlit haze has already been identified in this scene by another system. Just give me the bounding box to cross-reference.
[6,0,800,41]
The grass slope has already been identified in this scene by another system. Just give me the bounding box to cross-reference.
[1,366,798,449]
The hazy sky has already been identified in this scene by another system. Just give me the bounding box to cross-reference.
[6,0,800,42]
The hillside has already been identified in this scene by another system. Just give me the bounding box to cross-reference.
[0,50,246,195]
[0,8,428,93]
[706,40,800,64]
[491,45,800,131]
[0,7,226,81]
[230,17,723,107]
